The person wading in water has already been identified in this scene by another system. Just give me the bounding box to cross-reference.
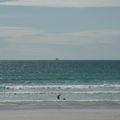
[57,94,61,100]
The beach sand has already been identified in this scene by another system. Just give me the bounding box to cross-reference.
[0,110,120,120]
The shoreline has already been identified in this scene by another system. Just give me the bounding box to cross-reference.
[0,109,120,120]
[0,101,120,110]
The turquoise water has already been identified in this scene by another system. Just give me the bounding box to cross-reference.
[0,60,120,85]
[0,60,120,104]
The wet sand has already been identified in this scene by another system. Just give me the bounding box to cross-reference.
[0,110,120,120]
[0,100,120,120]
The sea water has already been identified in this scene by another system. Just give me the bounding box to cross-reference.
[0,60,120,109]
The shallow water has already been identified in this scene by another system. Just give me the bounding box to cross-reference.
[0,60,120,108]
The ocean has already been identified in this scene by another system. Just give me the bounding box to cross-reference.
[0,60,120,109]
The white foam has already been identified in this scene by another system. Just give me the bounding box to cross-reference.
[0,91,120,94]
[2,84,120,90]
[0,99,120,103]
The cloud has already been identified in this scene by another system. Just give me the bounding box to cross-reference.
[0,26,41,39]
[0,26,120,60]
[0,0,120,7]
[0,26,120,46]
[0,0,16,2]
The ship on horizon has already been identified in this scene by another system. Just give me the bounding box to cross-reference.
[55,58,59,61]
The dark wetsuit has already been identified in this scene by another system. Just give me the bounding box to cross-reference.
[57,94,61,100]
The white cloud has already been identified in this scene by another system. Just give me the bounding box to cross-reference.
[0,26,42,39]
[0,0,120,7]
[0,26,120,60]
[0,26,120,46]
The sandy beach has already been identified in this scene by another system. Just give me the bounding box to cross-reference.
[0,110,120,120]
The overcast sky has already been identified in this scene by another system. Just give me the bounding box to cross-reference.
[0,0,120,60]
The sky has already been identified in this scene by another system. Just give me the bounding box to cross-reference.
[0,0,120,60]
